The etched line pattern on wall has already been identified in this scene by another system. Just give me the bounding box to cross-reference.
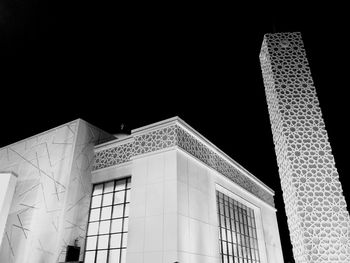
[0,123,77,263]
[93,125,274,206]
[0,121,113,263]
[57,122,114,262]
[260,32,350,262]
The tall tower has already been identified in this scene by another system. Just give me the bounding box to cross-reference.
[260,32,350,262]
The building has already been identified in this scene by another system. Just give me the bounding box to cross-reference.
[0,117,284,263]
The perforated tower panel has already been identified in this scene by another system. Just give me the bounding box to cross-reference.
[259,32,350,263]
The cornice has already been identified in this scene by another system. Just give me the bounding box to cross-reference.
[92,117,275,206]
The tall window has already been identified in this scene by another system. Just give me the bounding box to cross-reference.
[216,191,261,263]
[84,177,131,263]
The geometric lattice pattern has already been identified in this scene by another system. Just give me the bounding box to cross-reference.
[93,124,275,207]
[133,125,178,156]
[93,142,134,169]
[176,127,274,207]
[260,32,350,263]
[93,125,178,170]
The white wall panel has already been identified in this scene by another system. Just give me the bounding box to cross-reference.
[127,150,178,263]
[0,120,112,263]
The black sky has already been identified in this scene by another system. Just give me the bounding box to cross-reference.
[1,2,349,262]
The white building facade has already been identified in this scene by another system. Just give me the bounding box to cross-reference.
[0,117,284,263]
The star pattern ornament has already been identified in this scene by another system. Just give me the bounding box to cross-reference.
[260,32,350,263]
[93,124,274,206]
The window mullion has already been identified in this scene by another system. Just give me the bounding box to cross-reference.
[94,184,104,263]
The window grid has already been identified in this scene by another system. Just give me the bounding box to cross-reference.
[217,191,261,263]
[84,177,131,263]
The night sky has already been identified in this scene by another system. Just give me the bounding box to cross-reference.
[1,3,348,262]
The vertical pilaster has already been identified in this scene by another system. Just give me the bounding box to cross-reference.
[260,32,350,262]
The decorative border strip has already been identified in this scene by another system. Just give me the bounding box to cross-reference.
[93,124,274,206]
[176,127,274,206]
[93,142,134,170]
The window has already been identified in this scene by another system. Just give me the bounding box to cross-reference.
[216,191,261,263]
[84,178,131,263]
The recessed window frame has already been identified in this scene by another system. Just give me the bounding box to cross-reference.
[216,186,264,263]
[83,177,131,263]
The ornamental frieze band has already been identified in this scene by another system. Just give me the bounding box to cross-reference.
[93,124,274,206]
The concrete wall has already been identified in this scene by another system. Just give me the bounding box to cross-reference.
[259,205,284,263]
[0,120,112,263]
[207,149,284,263]
[126,149,178,263]
[57,120,113,262]
[177,149,283,263]
[177,149,220,263]
[92,148,178,263]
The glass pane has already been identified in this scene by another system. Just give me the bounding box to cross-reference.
[226,217,231,230]
[111,219,123,233]
[104,181,114,193]
[125,189,131,202]
[86,236,97,250]
[222,242,227,254]
[124,203,129,216]
[242,246,247,258]
[93,184,103,196]
[109,249,120,262]
[99,220,110,234]
[233,243,237,256]
[120,248,127,263]
[247,217,251,227]
[232,233,237,244]
[103,193,113,206]
[86,178,131,263]
[84,251,96,263]
[227,231,232,243]
[97,235,109,249]
[122,233,128,248]
[110,233,122,248]
[221,228,227,241]
[115,179,126,191]
[96,250,107,263]
[100,207,112,220]
[88,222,99,236]
[123,218,129,232]
[89,208,100,222]
[114,191,125,204]
[113,205,124,218]
[91,195,102,208]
